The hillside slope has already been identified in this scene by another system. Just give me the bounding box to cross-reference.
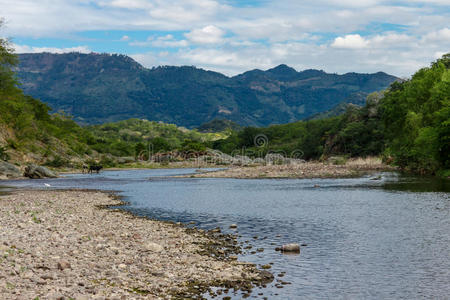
[17,53,398,127]
[1,42,224,169]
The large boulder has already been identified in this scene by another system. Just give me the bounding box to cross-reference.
[0,161,22,179]
[265,153,287,165]
[207,149,234,165]
[233,155,252,166]
[252,158,266,165]
[24,164,58,179]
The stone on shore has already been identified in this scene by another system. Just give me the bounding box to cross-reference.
[24,164,58,179]
[57,259,71,270]
[144,242,164,252]
[0,161,22,179]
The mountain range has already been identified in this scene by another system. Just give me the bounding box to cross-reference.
[16,53,398,127]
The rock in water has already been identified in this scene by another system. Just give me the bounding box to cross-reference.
[0,161,22,179]
[229,224,238,229]
[277,243,300,253]
[24,164,58,179]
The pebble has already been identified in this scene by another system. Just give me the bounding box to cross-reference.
[57,260,71,270]
[144,242,164,252]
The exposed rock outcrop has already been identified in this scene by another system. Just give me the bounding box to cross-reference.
[0,161,22,179]
[24,164,58,179]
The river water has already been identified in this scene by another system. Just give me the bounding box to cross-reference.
[2,169,449,299]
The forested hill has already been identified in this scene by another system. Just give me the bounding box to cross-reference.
[212,54,450,176]
[17,53,398,127]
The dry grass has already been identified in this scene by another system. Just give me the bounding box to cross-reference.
[190,157,396,179]
[345,156,384,167]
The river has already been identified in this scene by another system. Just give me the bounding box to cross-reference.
[2,169,449,299]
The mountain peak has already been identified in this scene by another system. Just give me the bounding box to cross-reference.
[267,64,297,74]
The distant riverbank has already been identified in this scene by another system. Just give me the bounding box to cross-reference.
[187,157,396,179]
[0,190,272,299]
[1,157,396,181]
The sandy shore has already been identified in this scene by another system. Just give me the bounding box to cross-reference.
[189,158,395,179]
[0,190,272,299]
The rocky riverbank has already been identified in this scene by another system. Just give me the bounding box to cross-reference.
[189,157,396,179]
[0,190,272,299]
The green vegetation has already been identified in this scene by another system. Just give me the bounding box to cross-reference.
[1,23,94,166]
[211,55,449,176]
[16,53,397,127]
[197,119,242,133]
[305,102,359,120]
[211,93,384,160]
[0,27,224,168]
[1,22,448,176]
[86,118,226,157]
[381,54,449,175]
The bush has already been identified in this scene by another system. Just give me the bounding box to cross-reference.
[0,146,9,161]
[45,156,69,168]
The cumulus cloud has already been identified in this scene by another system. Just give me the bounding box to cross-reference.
[132,28,448,77]
[0,0,449,77]
[423,27,450,42]
[332,34,368,49]
[185,25,225,44]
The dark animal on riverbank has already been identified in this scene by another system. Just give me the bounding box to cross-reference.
[82,164,88,174]
[88,165,103,174]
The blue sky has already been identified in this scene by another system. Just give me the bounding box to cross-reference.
[1,0,449,77]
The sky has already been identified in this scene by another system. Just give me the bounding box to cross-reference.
[0,0,449,77]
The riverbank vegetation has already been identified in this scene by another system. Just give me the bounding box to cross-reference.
[381,55,449,176]
[1,28,223,169]
[1,23,448,176]
[210,54,449,177]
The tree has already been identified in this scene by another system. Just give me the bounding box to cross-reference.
[381,53,450,174]
[0,19,18,94]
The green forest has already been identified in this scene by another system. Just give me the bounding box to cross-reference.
[16,53,397,127]
[1,25,449,176]
[211,55,450,176]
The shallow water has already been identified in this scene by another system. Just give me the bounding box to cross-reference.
[2,169,450,299]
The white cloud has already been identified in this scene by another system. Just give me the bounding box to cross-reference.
[369,33,414,48]
[129,34,189,48]
[423,28,450,42]
[185,25,225,44]
[150,35,189,48]
[132,29,449,77]
[331,34,368,49]
[106,0,152,9]
[13,44,91,54]
[1,0,449,77]
[318,0,384,8]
